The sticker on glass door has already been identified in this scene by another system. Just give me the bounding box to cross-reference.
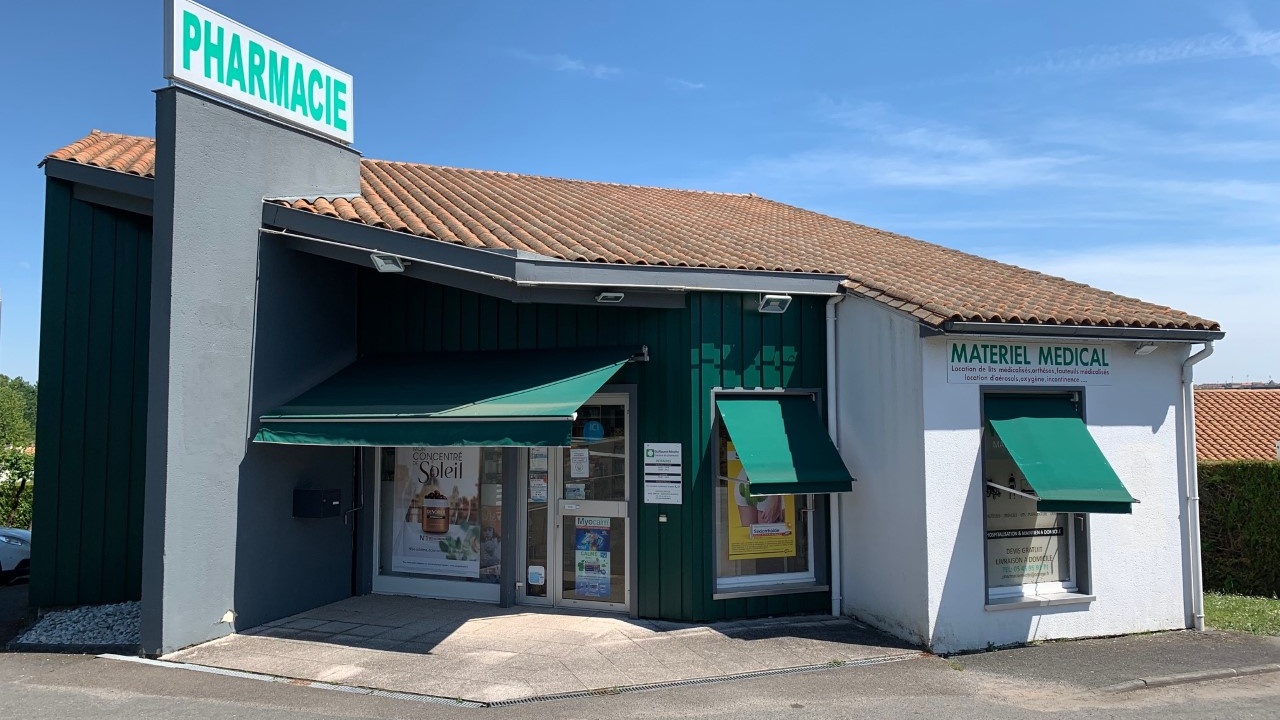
[574,517,612,598]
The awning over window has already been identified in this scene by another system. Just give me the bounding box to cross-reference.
[715,395,855,495]
[254,347,639,447]
[986,396,1137,514]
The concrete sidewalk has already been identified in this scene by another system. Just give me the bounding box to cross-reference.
[163,595,920,703]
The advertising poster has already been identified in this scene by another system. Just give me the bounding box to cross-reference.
[574,517,612,598]
[393,447,482,578]
[725,442,797,560]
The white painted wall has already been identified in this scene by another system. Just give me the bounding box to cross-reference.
[833,298,930,645]
[921,335,1192,653]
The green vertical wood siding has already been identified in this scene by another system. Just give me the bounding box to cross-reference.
[359,271,830,622]
[30,179,152,607]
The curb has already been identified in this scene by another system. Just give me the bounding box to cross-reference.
[6,641,142,656]
[1098,663,1280,693]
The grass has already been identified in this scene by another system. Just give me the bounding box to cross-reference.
[1204,592,1280,635]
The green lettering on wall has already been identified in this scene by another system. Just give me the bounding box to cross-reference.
[332,78,348,131]
[1038,347,1053,365]
[202,20,225,83]
[267,50,289,107]
[247,41,266,99]
[307,68,324,121]
[997,345,1009,365]
[181,11,201,71]
[225,33,246,92]
[291,61,308,113]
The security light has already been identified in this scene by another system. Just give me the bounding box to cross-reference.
[595,291,626,304]
[757,294,792,314]
[370,253,405,273]
[1134,342,1158,356]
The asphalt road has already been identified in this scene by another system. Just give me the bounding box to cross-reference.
[0,651,1276,719]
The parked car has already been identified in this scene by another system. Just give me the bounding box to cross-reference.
[0,528,30,584]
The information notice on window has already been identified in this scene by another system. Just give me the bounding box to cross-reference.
[643,442,683,505]
[725,441,796,560]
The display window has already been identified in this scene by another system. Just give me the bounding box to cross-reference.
[713,419,816,593]
[376,446,505,598]
[980,392,1086,602]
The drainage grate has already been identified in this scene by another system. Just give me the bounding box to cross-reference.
[486,652,925,707]
[100,650,921,709]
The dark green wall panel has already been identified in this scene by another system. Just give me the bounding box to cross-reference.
[359,271,830,622]
[31,179,151,607]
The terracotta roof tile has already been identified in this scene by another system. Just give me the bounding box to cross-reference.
[1195,389,1280,461]
[43,131,1221,332]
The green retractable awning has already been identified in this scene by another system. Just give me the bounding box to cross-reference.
[715,395,855,495]
[254,347,638,447]
[986,396,1137,514]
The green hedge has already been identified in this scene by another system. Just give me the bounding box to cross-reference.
[1200,461,1280,597]
[2,481,32,530]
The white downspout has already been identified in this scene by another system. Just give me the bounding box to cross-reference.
[1182,342,1213,632]
[826,295,846,617]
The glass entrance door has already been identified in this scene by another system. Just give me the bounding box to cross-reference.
[519,395,631,611]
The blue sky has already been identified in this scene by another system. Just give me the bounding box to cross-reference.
[1,1,1276,383]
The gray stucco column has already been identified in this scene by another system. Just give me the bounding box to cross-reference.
[143,87,361,654]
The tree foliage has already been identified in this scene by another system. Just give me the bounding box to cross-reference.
[0,385,31,448]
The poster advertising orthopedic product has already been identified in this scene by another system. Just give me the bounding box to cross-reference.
[573,517,612,598]
[983,432,1069,588]
[393,447,482,578]
[725,442,796,560]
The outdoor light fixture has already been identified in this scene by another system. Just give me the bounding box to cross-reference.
[1134,342,1158,356]
[595,291,626,304]
[757,294,792,314]
[370,253,405,273]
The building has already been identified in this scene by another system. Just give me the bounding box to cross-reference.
[30,0,1224,656]
[1194,386,1280,462]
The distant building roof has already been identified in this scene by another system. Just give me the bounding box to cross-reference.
[1195,388,1280,462]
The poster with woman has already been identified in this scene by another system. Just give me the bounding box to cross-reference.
[725,442,797,560]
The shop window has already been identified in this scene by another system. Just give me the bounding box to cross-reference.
[713,419,816,593]
[377,446,505,586]
[981,393,1089,602]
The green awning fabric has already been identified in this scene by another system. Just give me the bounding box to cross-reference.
[715,395,855,495]
[986,396,1137,514]
[254,347,637,447]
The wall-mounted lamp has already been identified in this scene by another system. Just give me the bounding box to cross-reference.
[758,294,792,314]
[595,291,625,304]
[1134,342,1158,356]
[370,253,405,273]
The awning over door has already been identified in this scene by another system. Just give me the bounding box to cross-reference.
[986,396,1137,514]
[254,347,639,447]
[715,395,855,495]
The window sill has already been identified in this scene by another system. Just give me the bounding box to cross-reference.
[713,584,828,601]
[985,592,1095,612]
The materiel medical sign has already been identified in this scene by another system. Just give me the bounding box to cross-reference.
[947,341,1113,386]
[164,0,354,144]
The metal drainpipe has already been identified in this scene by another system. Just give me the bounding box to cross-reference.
[826,295,846,617]
[1182,341,1213,632]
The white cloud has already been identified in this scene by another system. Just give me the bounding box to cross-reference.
[667,78,706,91]
[989,241,1280,384]
[1008,27,1280,76]
[510,50,621,80]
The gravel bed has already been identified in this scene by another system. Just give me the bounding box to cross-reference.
[14,601,140,646]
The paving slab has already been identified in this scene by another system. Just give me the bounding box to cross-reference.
[161,595,918,702]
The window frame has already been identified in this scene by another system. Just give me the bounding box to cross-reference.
[710,387,829,599]
[979,387,1094,607]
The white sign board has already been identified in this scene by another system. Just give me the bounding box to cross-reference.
[643,442,683,505]
[948,341,1113,386]
[164,0,354,143]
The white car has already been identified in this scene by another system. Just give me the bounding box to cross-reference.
[0,528,30,584]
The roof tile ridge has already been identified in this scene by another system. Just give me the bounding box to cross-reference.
[359,158,754,197]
